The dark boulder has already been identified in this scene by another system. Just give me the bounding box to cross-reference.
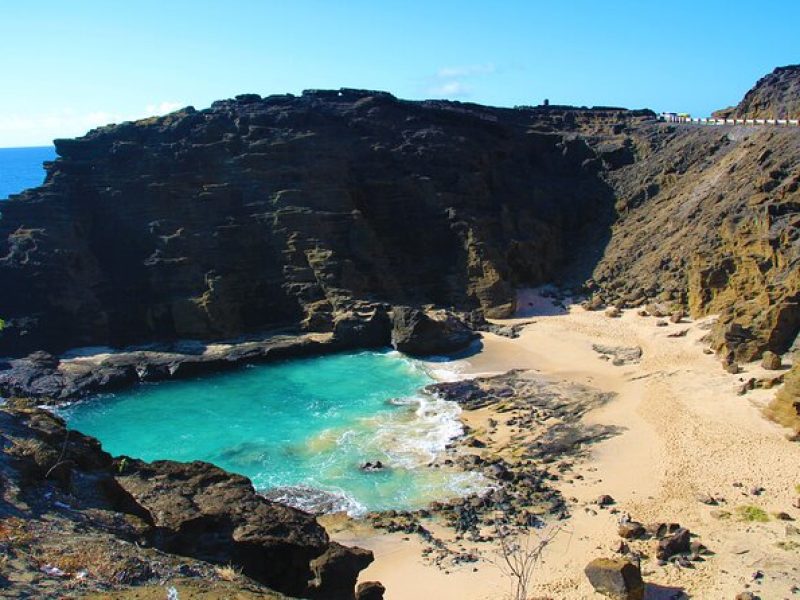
[332,305,392,348]
[656,527,691,560]
[390,307,478,356]
[584,557,645,600]
[356,581,386,600]
[308,542,375,599]
[116,459,371,598]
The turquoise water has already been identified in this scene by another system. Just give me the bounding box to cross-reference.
[0,146,56,199]
[61,350,483,514]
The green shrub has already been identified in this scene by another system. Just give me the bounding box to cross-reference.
[736,505,769,522]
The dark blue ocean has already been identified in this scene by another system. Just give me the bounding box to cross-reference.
[0,146,57,199]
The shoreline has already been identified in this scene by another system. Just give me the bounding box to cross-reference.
[331,299,800,599]
[6,294,798,598]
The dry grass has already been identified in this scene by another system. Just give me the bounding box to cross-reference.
[4,437,41,457]
[0,517,36,548]
[34,542,127,579]
[215,563,243,582]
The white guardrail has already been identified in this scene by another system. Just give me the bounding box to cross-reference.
[660,115,800,126]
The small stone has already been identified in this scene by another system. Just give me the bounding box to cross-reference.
[735,592,757,600]
[605,307,622,318]
[696,493,718,505]
[656,320,668,327]
[669,311,684,324]
[618,521,646,539]
[596,494,616,507]
[613,540,630,554]
[689,541,708,555]
[760,350,782,370]
[773,512,793,521]
[656,528,691,560]
[725,362,741,374]
[356,581,386,600]
[584,557,645,600]
[646,522,679,539]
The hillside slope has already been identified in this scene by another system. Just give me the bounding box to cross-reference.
[714,64,800,119]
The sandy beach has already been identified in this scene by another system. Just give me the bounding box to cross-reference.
[331,295,800,599]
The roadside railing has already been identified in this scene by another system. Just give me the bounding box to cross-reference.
[660,115,800,126]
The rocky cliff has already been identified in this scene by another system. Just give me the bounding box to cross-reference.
[714,64,800,120]
[0,92,647,356]
[591,125,800,363]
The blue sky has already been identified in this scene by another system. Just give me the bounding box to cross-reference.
[1,0,798,147]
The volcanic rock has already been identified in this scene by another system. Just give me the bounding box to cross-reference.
[761,350,782,370]
[0,406,372,598]
[584,557,645,600]
[390,307,478,356]
[713,64,800,120]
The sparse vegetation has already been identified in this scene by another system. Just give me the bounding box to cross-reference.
[777,540,800,551]
[215,563,243,582]
[0,517,35,548]
[735,505,770,522]
[492,518,563,600]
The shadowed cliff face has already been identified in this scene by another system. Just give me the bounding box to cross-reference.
[0,91,636,356]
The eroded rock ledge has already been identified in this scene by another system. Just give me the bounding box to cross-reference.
[0,305,479,401]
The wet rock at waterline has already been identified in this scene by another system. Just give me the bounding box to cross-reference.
[390,307,478,356]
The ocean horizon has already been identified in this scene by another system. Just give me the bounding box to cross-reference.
[0,145,56,199]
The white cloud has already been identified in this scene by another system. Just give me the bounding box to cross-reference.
[425,63,496,99]
[0,102,185,147]
[145,101,184,115]
[428,81,472,97]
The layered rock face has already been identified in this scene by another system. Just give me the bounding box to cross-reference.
[714,64,800,120]
[0,92,638,356]
[592,125,800,362]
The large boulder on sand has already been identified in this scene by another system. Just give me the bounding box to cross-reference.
[356,581,386,600]
[761,350,782,370]
[584,557,644,600]
[390,307,478,356]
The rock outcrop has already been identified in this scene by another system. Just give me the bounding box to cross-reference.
[591,125,800,363]
[0,405,372,598]
[714,64,800,120]
[390,307,478,356]
[0,93,637,357]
